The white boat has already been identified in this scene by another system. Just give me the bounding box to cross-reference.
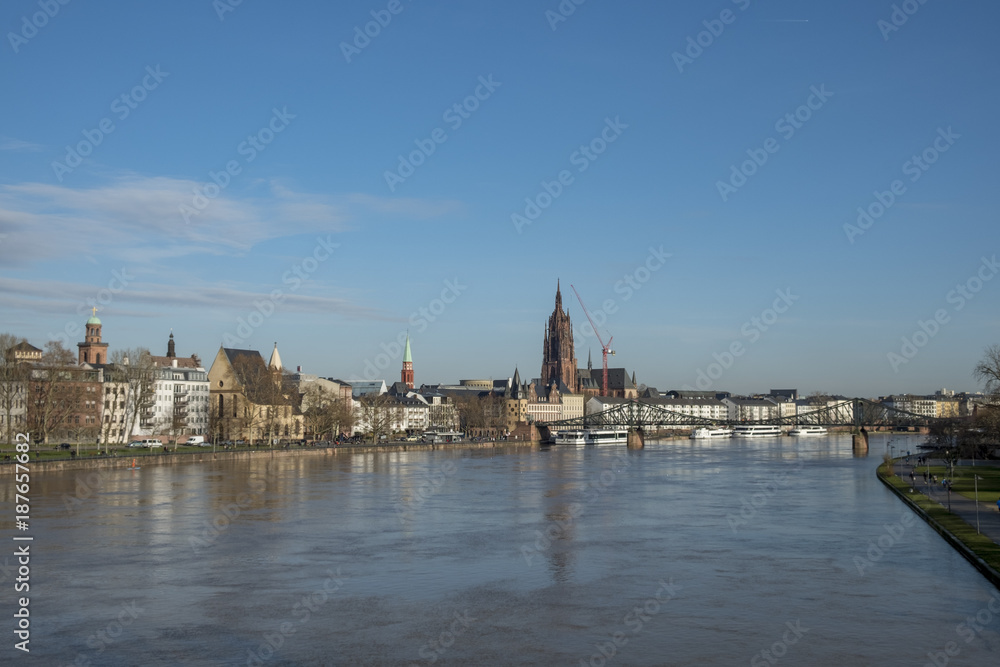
[732,425,782,438]
[554,430,587,445]
[585,428,628,445]
[690,427,733,439]
[554,428,628,445]
[788,426,828,436]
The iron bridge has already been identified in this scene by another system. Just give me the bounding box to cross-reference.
[539,398,954,430]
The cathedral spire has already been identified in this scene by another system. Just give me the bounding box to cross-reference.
[555,279,562,312]
[167,330,176,358]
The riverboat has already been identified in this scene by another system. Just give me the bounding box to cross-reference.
[690,427,733,439]
[731,425,782,438]
[554,428,628,445]
[788,426,828,436]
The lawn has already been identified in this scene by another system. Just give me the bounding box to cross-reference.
[879,463,1000,573]
[910,463,1000,504]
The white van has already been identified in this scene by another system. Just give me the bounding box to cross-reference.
[185,436,206,446]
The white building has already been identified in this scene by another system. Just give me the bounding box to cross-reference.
[137,334,210,438]
[722,397,781,422]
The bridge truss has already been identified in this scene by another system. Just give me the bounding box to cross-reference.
[540,398,950,430]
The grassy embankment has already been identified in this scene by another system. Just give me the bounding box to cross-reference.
[878,461,1000,574]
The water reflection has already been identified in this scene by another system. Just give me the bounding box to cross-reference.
[9,434,1000,666]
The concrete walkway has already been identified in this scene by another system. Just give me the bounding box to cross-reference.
[891,458,1000,545]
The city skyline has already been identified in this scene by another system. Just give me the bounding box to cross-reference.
[1,1,998,397]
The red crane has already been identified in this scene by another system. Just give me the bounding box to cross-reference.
[571,284,614,396]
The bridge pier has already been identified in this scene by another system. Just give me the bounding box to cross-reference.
[853,428,869,456]
[627,428,644,450]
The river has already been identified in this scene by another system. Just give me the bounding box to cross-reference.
[6,433,1000,666]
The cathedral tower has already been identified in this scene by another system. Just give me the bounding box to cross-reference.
[540,280,577,390]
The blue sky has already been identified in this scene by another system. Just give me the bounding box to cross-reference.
[1,0,997,397]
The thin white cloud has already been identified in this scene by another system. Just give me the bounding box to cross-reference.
[0,137,44,152]
[0,276,395,322]
[0,174,461,266]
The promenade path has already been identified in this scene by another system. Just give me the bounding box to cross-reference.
[892,458,1000,546]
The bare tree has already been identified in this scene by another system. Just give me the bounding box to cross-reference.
[973,344,1000,402]
[26,342,77,445]
[230,355,271,444]
[118,348,157,440]
[358,393,397,443]
[0,334,30,446]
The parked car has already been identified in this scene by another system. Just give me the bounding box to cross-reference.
[58,442,72,450]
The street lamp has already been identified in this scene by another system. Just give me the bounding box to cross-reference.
[946,449,953,512]
[974,474,982,534]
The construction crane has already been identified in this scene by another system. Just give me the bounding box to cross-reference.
[571,284,614,396]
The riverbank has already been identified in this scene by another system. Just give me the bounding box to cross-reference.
[0,439,540,474]
[877,461,1000,590]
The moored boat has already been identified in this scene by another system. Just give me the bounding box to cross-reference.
[732,425,782,437]
[788,426,828,436]
[690,427,733,439]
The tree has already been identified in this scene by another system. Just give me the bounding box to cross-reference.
[117,349,157,440]
[0,333,30,446]
[358,393,397,443]
[973,344,1000,402]
[99,362,129,450]
[27,341,81,445]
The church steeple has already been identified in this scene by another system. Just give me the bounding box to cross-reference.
[401,333,414,389]
[167,331,176,358]
[77,307,108,365]
[555,279,562,313]
[268,342,283,371]
[588,349,592,372]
